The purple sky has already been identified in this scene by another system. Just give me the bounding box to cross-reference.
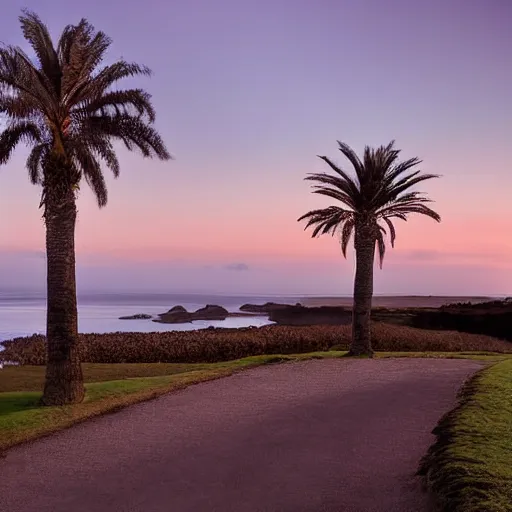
[0,0,511,295]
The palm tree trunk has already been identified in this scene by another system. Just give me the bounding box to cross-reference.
[350,220,376,357]
[41,185,84,406]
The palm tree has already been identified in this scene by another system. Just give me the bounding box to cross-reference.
[0,11,171,405]
[298,141,440,357]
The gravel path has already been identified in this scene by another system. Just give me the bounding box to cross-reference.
[0,358,483,512]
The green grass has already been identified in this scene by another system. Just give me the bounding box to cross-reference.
[0,362,230,393]
[1,351,510,456]
[419,358,512,512]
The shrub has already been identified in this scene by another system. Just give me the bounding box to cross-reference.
[0,323,509,366]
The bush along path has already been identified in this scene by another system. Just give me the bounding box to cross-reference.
[1,323,510,365]
[419,358,512,512]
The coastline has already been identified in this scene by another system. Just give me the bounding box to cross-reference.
[300,296,495,308]
[0,294,503,343]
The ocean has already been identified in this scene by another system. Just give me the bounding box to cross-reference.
[0,291,300,343]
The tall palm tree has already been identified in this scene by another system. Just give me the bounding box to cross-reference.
[298,141,440,357]
[0,12,171,405]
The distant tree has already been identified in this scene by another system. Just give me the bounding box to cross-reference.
[0,11,171,404]
[298,141,440,356]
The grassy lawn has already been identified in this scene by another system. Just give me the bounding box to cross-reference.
[0,362,226,393]
[419,358,512,512]
[1,351,510,458]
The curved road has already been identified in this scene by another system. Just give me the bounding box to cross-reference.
[0,358,482,512]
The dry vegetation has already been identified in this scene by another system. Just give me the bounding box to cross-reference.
[1,324,509,365]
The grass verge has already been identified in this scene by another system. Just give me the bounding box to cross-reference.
[418,358,512,512]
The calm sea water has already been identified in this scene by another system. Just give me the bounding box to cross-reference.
[0,292,300,343]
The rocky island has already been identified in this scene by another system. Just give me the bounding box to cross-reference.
[239,302,301,313]
[119,314,153,320]
[154,305,231,324]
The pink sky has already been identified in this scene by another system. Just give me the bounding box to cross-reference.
[0,0,511,295]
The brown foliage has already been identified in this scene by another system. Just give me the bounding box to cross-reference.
[1,323,510,366]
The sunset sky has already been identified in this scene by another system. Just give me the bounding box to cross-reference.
[0,0,511,295]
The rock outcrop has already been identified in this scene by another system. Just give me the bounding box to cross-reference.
[193,305,229,320]
[119,314,152,320]
[239,302,300,313]
[154,304,230,324]
[269,305,352,326]
[166,305,187,314]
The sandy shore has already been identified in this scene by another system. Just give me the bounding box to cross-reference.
[300,296,495,308]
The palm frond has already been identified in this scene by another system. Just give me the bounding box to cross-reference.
[336,140,366,184]
[387,173,440,199]
[26,142,49,184]
[386,212,408,221]
[316,155,359,195]
[340,218,355,258]
[81,114,170,160]
[362,142,399,183]
[374,141,400,179]
[380,216,396,247]
[87,138,120,177]
[0,91,38,118]
[69,61,151,106]
[0,48,45,109]
[298,207,353,238]
[305,173,357,209]
[59,21,112,100]
[19,10,60,94]
[376,228,386,268]
[384,157,422,183]
[380,204,441,222]
[0,121,41,163]
[76,89,155,122]
[71,144,107,207]
[310,186,356,210]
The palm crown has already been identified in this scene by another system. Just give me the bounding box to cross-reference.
[0,11,170,212]
[298,141,441,266]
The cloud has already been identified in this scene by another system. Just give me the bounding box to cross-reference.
[0,249,46,260]
[27,250,46,260]
[397,249,511,265]
[404,250,442,261]
[224,263,250,271]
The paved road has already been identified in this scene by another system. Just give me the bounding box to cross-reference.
[0,358,482,512]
